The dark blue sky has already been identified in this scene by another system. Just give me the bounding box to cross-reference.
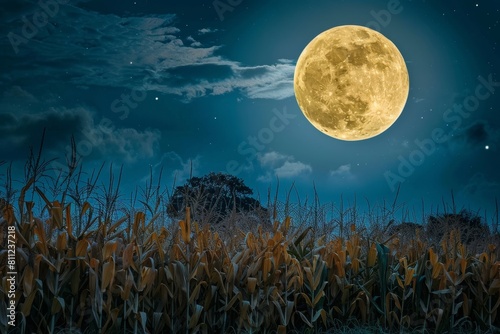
[1,0,499,224]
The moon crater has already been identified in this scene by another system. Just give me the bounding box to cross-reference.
[294,25,409,141]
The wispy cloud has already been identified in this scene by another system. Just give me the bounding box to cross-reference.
[198,28,218,34]
[99,127,161,163]
[150,152,201,185]
[329,164,354,180]
[186,36,202,47]
[257,151,312,181]
[1,5,295,102]
[258,151,288,167]
[2,86,39,104]
[459,173,500,204]
[275,161,312,178]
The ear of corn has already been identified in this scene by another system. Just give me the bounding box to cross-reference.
[1,196,499,334]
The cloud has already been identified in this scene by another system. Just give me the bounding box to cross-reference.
[329,164,354,180]
[98,127,161,163]
[149,62,295,101]
[198,28,218,34]
[0,4,295,102]
[257,172,273,183]
[151,152,201,185]
[0,107,93,160]
[257,151,312,181]
[464,121,490,144]
[0,97,162,163]
[330,164,352,176]
[258,151,288,167]
[448,120,499,150]
[275,161,312,178]
[233,63,295,100]
[459,173,500,204]
[186,36,202,47]
[2,86,38,103]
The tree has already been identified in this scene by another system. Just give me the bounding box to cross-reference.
[167,172,267,224]
[386,220,423,244]
[426,210,490,245]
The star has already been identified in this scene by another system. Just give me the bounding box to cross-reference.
[485,145,490,150]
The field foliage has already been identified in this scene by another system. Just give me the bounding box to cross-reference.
[0,155,499,333]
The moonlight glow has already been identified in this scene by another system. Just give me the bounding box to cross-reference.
[294,25,410,141]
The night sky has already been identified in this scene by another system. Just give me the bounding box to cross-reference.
[1,0,499,224]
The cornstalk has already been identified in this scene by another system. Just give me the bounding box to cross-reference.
[186,249,190,334]
[399,288,405,334]
[123,289,126,334]
[50,252,61,333]
[223,282,228,332]
[450,287,456,333]
[489,294,492,331]
[184,207,191,334]
[170,279,174,331]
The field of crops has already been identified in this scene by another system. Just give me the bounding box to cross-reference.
[1,190,500,334]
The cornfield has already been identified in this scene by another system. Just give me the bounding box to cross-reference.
[1,192,500,333]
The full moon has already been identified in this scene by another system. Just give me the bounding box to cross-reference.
[294,25,409,141]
